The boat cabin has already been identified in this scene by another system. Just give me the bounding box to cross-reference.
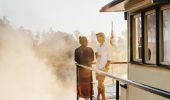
[101,0,170,100]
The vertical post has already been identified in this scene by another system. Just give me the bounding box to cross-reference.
[141,12,145,64]
[155,6,160,65]
[76,66,79,100]
[130,15,133,62]
[116,80,119,100]
[90,70,93,100]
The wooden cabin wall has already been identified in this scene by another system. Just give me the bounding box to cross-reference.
[125,3,170,99]
[127,64,170,100]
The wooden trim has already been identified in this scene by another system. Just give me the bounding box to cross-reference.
[141,12,145,64]
[125,0,153,12]
[160,62,170,65]
[100,0,125,12]
[159,10,164,63]
[153,0,170,3]
[129,63,170,70]
[145,9,156,15]
[130,15,133,62]
[156,6,160,65]
[160,4,170,10]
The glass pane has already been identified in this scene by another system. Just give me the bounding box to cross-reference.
[133,14,142,60]
[162,9,170,62]
[145,13,156,63]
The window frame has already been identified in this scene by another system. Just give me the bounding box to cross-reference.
[129,4,170,68]
[130,13,143,64]
[159,4,170,66]
[144,10,157,64]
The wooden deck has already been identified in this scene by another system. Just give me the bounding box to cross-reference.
[78,83,117,100]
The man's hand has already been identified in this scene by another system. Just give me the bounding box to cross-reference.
[105,65,109,70]
[104,60,111,72]
[95,52,101,58]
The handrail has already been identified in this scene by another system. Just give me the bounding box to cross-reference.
[76,63,170,99]
[92,61,128,64]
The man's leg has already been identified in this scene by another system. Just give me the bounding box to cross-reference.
[98,76,106,100]
[101,82,106,100]
[97,80,101,100]
[98,79,106,100]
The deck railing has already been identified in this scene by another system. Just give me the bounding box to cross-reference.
[76,62,170,100]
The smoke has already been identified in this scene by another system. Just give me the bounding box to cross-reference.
[36,31,78,83]
[0,19,77,100]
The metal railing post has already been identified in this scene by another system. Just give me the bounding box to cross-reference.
[76,66,79,100]
[76,63,170,99]
[116,80,119,100]
[90,70,93,100]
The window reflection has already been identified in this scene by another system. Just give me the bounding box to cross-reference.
[133,14,142,61]
[145,12,156,63]
[162,8,170,63]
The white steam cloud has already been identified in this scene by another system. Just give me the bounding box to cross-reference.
[0,18,77,100]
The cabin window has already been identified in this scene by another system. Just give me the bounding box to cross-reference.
[132,14,142,61]
[160,7,170,65]
[145,11,156,64]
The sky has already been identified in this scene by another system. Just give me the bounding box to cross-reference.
[0,0,127,37]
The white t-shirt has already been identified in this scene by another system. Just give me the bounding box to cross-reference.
[96,42,112,70]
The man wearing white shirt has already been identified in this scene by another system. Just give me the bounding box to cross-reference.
[95,32,111,100]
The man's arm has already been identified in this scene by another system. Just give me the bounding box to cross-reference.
[105,60,111,71]
[105,44,112,71]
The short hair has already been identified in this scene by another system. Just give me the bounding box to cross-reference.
[79,36,88,44]
[96,32,105,37]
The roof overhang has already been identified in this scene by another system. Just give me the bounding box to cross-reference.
[100,0,125,12]
[100,0,170,12]
[152,0,170,3]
